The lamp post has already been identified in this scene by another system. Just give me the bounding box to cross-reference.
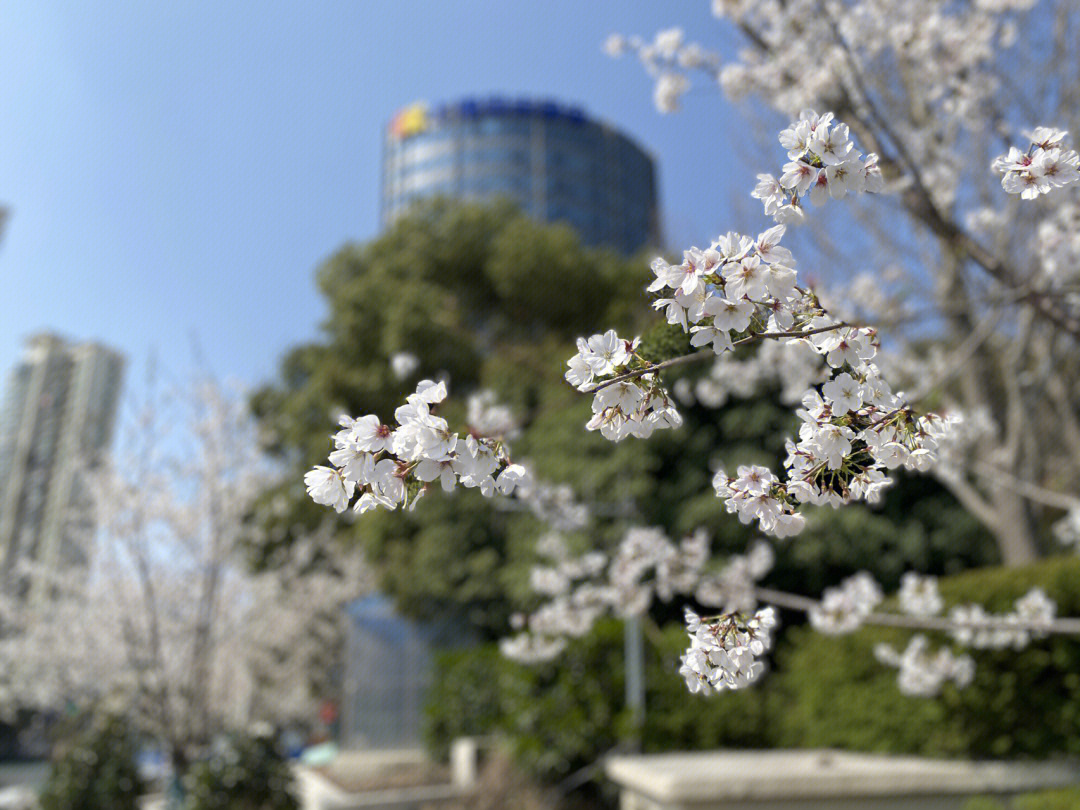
[625,615,645,751]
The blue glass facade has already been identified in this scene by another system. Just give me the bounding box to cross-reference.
[381,97,660,255]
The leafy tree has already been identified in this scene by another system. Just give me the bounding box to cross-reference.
[252,199,995,637]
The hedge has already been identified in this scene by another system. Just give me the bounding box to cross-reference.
[773,554,1080,758]
[427,618,786,781]
[426,555,1080,781]
[966,789,1080,810]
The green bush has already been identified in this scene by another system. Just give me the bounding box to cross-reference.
[966,788,1080,810]
[773,554,1080,759]
[39,712,145,810]
[182,730,298,810]
[426,620,633,781]
[428,555,1080,784]
[426,618,778,781]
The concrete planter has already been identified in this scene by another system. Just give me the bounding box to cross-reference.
[604,750,1080,810]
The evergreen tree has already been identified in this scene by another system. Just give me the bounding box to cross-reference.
[252,199,995,636]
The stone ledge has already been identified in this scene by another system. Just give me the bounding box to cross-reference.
[604,749,1080,806]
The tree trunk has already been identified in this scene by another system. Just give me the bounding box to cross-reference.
[989,483,1040,565]
[166,743,193,805]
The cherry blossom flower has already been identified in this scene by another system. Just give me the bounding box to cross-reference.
[994,128,1079,199]
[875,636,975,697]
[304,467,353,513]
[809,572,883,634]
[898,573,944,617]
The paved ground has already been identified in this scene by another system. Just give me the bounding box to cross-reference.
[0,762,46,791]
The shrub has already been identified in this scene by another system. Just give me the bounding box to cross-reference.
[428,555,1080,785]
[426,620,632,781]
[966,789,1080,810]
[426,618,778,781]
[182,729,298,810]
[39,712,145,810]
[773,555,1080,758]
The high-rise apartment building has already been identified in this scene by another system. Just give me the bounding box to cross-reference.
[381,97,660,255]
[0,333,125,594]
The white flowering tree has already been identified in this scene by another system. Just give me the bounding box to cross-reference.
[0,380,370,774]
[605,0,1080,565]
[304,1,1080,702]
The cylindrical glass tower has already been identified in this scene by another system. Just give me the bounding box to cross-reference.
[381,97,660,255]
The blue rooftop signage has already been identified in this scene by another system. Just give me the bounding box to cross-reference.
[382,95,659,254]
[391,97,593,138]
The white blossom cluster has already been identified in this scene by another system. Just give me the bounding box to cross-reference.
[1033,188,1080,305]
[608,527,710,615]
[992,128,1080,200]
[501,526,714,664]
[305,380,530,514]
[880,576,1056,694]
[602,28,719,114]
[615,2,1032,127]
[467,389,520,440]
[500,533,609,663]
[948,588,1056,650]
[874,635,975,697]
[611,1,1046,214]
[565,218,820,423]
[505,518,1065,698]
[565,330,683,441]
[679,606,777,694]
[753,111,884,222]
[671,268,916,415]
[898,572,944,617]
[808,571,883,634]
[712,464,807,538]
[498,628,568,664]
[968,188,1080,307]
[518,481,591,533]
[695,539,775,614]
[566,116,951,537]
[1053,507,1080,549]
[390,351,419,380]
[648,225,805,342]
[715,0,1031,119]
[932,407,998,483]
[713,393,952,537]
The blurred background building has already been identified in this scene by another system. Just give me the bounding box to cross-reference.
[381,96,660,255]
[0,333,125,597]
[342,595,434,748]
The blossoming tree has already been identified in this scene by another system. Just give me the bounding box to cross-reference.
[0,380,370,774]
[606,0,1080,565]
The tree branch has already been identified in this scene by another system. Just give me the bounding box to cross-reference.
[585,322,850,393]
[821,7,1080,340]
[754,586,1080,634]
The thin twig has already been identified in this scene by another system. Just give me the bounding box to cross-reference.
[586,322,851,393]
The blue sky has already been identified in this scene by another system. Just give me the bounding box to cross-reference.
[0,2,754,393]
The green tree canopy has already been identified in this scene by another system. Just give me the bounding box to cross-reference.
[251,199,996,638]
